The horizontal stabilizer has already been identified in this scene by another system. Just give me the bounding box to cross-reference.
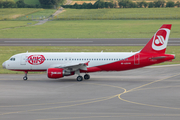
[149,56,166,60]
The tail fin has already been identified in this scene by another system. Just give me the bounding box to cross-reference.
[140,24,172,54]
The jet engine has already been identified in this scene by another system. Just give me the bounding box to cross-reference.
[47,68,73,79]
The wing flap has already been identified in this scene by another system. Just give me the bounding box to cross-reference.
[49,61,90,71]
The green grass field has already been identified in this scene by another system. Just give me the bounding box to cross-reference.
[0,21,38,29]
[0,46,179,74]
[0,8,43,20]
[15,9,57,20]
[56,8,180,20]
[0,8,57,20]
[0,20,180,38]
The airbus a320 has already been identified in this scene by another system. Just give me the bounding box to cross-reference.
[2,24,175,81]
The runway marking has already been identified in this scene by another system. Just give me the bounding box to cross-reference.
[118,73,180,110]
[0,95,118,116]
[129,85,180,92]
[4,41,93,43]
[0,83,126,116]
[0,95,114,108]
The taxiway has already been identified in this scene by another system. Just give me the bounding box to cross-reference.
[0,65,180,120]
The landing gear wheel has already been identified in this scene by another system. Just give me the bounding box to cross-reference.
[84,74,90,80]
[23,71,28,81]
[77,76,83,81]
[23,76,28,81]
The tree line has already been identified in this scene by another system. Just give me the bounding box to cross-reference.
[0,0,64,8]
[0,0,180,8]
[62,0,180,9]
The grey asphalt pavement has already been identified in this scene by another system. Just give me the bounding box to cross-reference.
[0,38,180,46]
[0,64,180,120]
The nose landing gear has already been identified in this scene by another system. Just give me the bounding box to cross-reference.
[23,71,28,81]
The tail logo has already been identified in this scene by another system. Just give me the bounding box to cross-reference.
[152,28,170,51]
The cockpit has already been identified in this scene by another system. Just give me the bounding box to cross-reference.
[10,58,16,61]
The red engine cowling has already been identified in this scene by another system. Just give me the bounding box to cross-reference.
[47,68,64,79]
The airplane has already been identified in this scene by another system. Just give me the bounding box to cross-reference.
[2,24,175,81]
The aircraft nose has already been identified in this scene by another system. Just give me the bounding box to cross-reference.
[2,62,6,69]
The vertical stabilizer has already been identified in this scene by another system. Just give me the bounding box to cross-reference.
[140,24,172,54]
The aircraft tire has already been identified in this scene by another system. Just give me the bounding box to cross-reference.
[77,76,83,81]
[23,76,28,81]
[84,74,90,80]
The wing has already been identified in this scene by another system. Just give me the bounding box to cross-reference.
[49,61,90,71]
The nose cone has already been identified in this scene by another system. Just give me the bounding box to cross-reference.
[2,62,6,69]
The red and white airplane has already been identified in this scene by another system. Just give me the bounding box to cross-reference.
[2,24,175,81]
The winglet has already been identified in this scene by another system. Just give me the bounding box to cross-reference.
[85,61,90,66]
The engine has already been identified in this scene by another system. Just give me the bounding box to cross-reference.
[47,68,73,79]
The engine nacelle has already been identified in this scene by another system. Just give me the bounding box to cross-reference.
[47,68,74,79]
[47,68,65,79]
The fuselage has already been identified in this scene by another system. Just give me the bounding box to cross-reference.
[2,52,174,73]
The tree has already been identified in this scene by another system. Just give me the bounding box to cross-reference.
[118,0,135,8]
[3,1,16,8]
[16,0,25,8]
[154,0,165,8]
[137,2,143,8]
[142,1,148,8]
[94,0,105,8]
[166,1,174,7]
[0,0,3,8]
[148,2,154,8]
[175,1,180,7]
[39,0,64,8]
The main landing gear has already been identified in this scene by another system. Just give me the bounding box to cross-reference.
[76,74,90,82]
[23,71,28,81]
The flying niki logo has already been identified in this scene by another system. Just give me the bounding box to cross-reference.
[27,55,45,65]
[152,28,170,51]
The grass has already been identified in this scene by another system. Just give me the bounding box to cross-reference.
[0,8,43,20]
[56,8,180,20]
[0,21,38,29]
[0,8,57,20]
[0,20,180,38]
[15,9,57,20]
[0,46,179,74]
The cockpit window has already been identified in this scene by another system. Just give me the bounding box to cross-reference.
[10,58,15,61]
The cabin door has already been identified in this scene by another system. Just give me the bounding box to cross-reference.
[134,54,140,65]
